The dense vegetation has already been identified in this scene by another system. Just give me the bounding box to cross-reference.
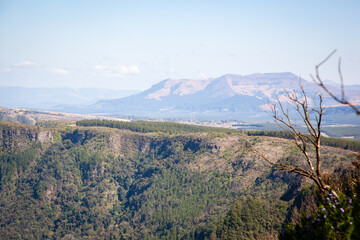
[216,196,288,239]
[279,155,360,240]
[76,119,241,135]
[246,130,360,152]
[0,121,358,239]
[77,119,360,152]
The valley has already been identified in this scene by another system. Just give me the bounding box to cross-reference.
[0,120,358,239]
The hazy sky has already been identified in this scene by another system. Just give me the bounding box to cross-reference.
[0,0,359,90]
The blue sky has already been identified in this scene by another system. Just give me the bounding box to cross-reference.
[0,0,359,90]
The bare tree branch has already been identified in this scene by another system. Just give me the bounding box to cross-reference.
[310,50,360,115]
[250,52,359,199]
[248,86,338,198]
[338,57,345,101]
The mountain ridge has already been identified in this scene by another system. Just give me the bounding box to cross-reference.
[84,72,360,123]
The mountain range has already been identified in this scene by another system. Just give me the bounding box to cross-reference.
[1,73,359,124]
[84,72,360,123]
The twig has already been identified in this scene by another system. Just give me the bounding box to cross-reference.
[310,50,360,115]
[255,86,337,198]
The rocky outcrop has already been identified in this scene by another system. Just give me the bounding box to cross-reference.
[36,131,53,143]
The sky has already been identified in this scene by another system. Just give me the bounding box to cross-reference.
[0,0,359,90]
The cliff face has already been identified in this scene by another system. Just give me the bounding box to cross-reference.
[36,130,54,143]
[0,122,53,151]
[0,121,356,239]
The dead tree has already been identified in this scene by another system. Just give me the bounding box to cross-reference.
[311,49,360,115]
[250,84,338,198]
[312,51,360,189]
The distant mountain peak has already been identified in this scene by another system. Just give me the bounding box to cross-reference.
[142,73,297,101]
[144,78,212,100]
[139,72,306,101]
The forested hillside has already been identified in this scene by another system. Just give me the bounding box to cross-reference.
[0,121,358,239]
